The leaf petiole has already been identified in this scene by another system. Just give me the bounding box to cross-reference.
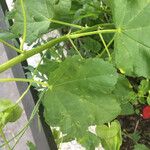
[48,18,84,29]
[0,78,49,88]
[0,39,23,53]
[68,37,83,59]
[0,29,118,73]
[20,0,27,50]
[0,129,11,150]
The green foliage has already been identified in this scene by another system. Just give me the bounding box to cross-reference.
[0,99,22,129]
[129,132,141,143]
[96,120,122,150]
[112,0,150,78]
[77,131,100,150]
[79,37,102,57]
[43,56,121,148]
[147,93,150,105]
[10,0,52,43]
[134,144,149,150]
[27,141,37,150]
[0,0,150,149]
[38,58,60,77]
[138,79,150,104]
[113,75,135,115]
[0,31,16,40]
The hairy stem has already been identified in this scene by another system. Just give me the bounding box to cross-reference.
[0,78,49,88]
[0,39,23,53]
[0,29,117,73]
[49,18,84,29]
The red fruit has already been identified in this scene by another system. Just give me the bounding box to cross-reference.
[142,106,150,119]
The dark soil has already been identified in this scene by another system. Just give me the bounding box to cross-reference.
[119,115,150,150]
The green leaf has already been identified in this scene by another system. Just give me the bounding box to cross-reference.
[81,37,102,53]
[96,120,122,150]
[112,0,150,78]
[113,75,135,115]
[11,0,71,43]
[11,0,53,43]
[147,93,150,105]
[53,0,71,17]
[0,32,17,40]
[12,0,72,43]
[52,128,62,145]
[138,79,150,97]
[27,141,37,150]
[120,103,134,116]
[134,144,149,150]
[77,131,100,150]
[43,56,120,141]
[0,99,22,129]
[38,60,60,77]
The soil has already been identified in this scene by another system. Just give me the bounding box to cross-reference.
[119,115,150,150]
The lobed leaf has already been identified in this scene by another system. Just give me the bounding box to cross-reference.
[11,0,71,43]
[112,0,150,78]
[43,56,121,142]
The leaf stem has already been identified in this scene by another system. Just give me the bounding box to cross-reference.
[69,29,117,39]
[20,0,27,50]
[0,29,117,73]
[11,91,45,150]
[16,53,46,104]
[74,23,114,34]
[0,78,49,88]
[0,129,11,150]
[98,34,115,58]
[49,18,84,29]
[0,39,23,53]
[16,84,31,104]
[68,37,83,59]
[98,32,111,61]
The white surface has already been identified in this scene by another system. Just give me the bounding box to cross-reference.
[6,0,13,10]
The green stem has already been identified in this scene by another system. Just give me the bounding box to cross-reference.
[49,18,84,29]
[16,53,46,104]
[16,84,31,104]
[0,39,23,53]
[11,91,45,150]
[0,65,46,149]
[98,32,111,61]
[0,29,117,73]
[68,37,83,59]
[0,78,49,88]
[98,34,115,58]
[0,129,11,150]
[20,0,27,50]
[74,23,114,34]
[68,29,117,38]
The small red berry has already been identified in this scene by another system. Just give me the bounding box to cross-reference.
[142,106,150,119]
